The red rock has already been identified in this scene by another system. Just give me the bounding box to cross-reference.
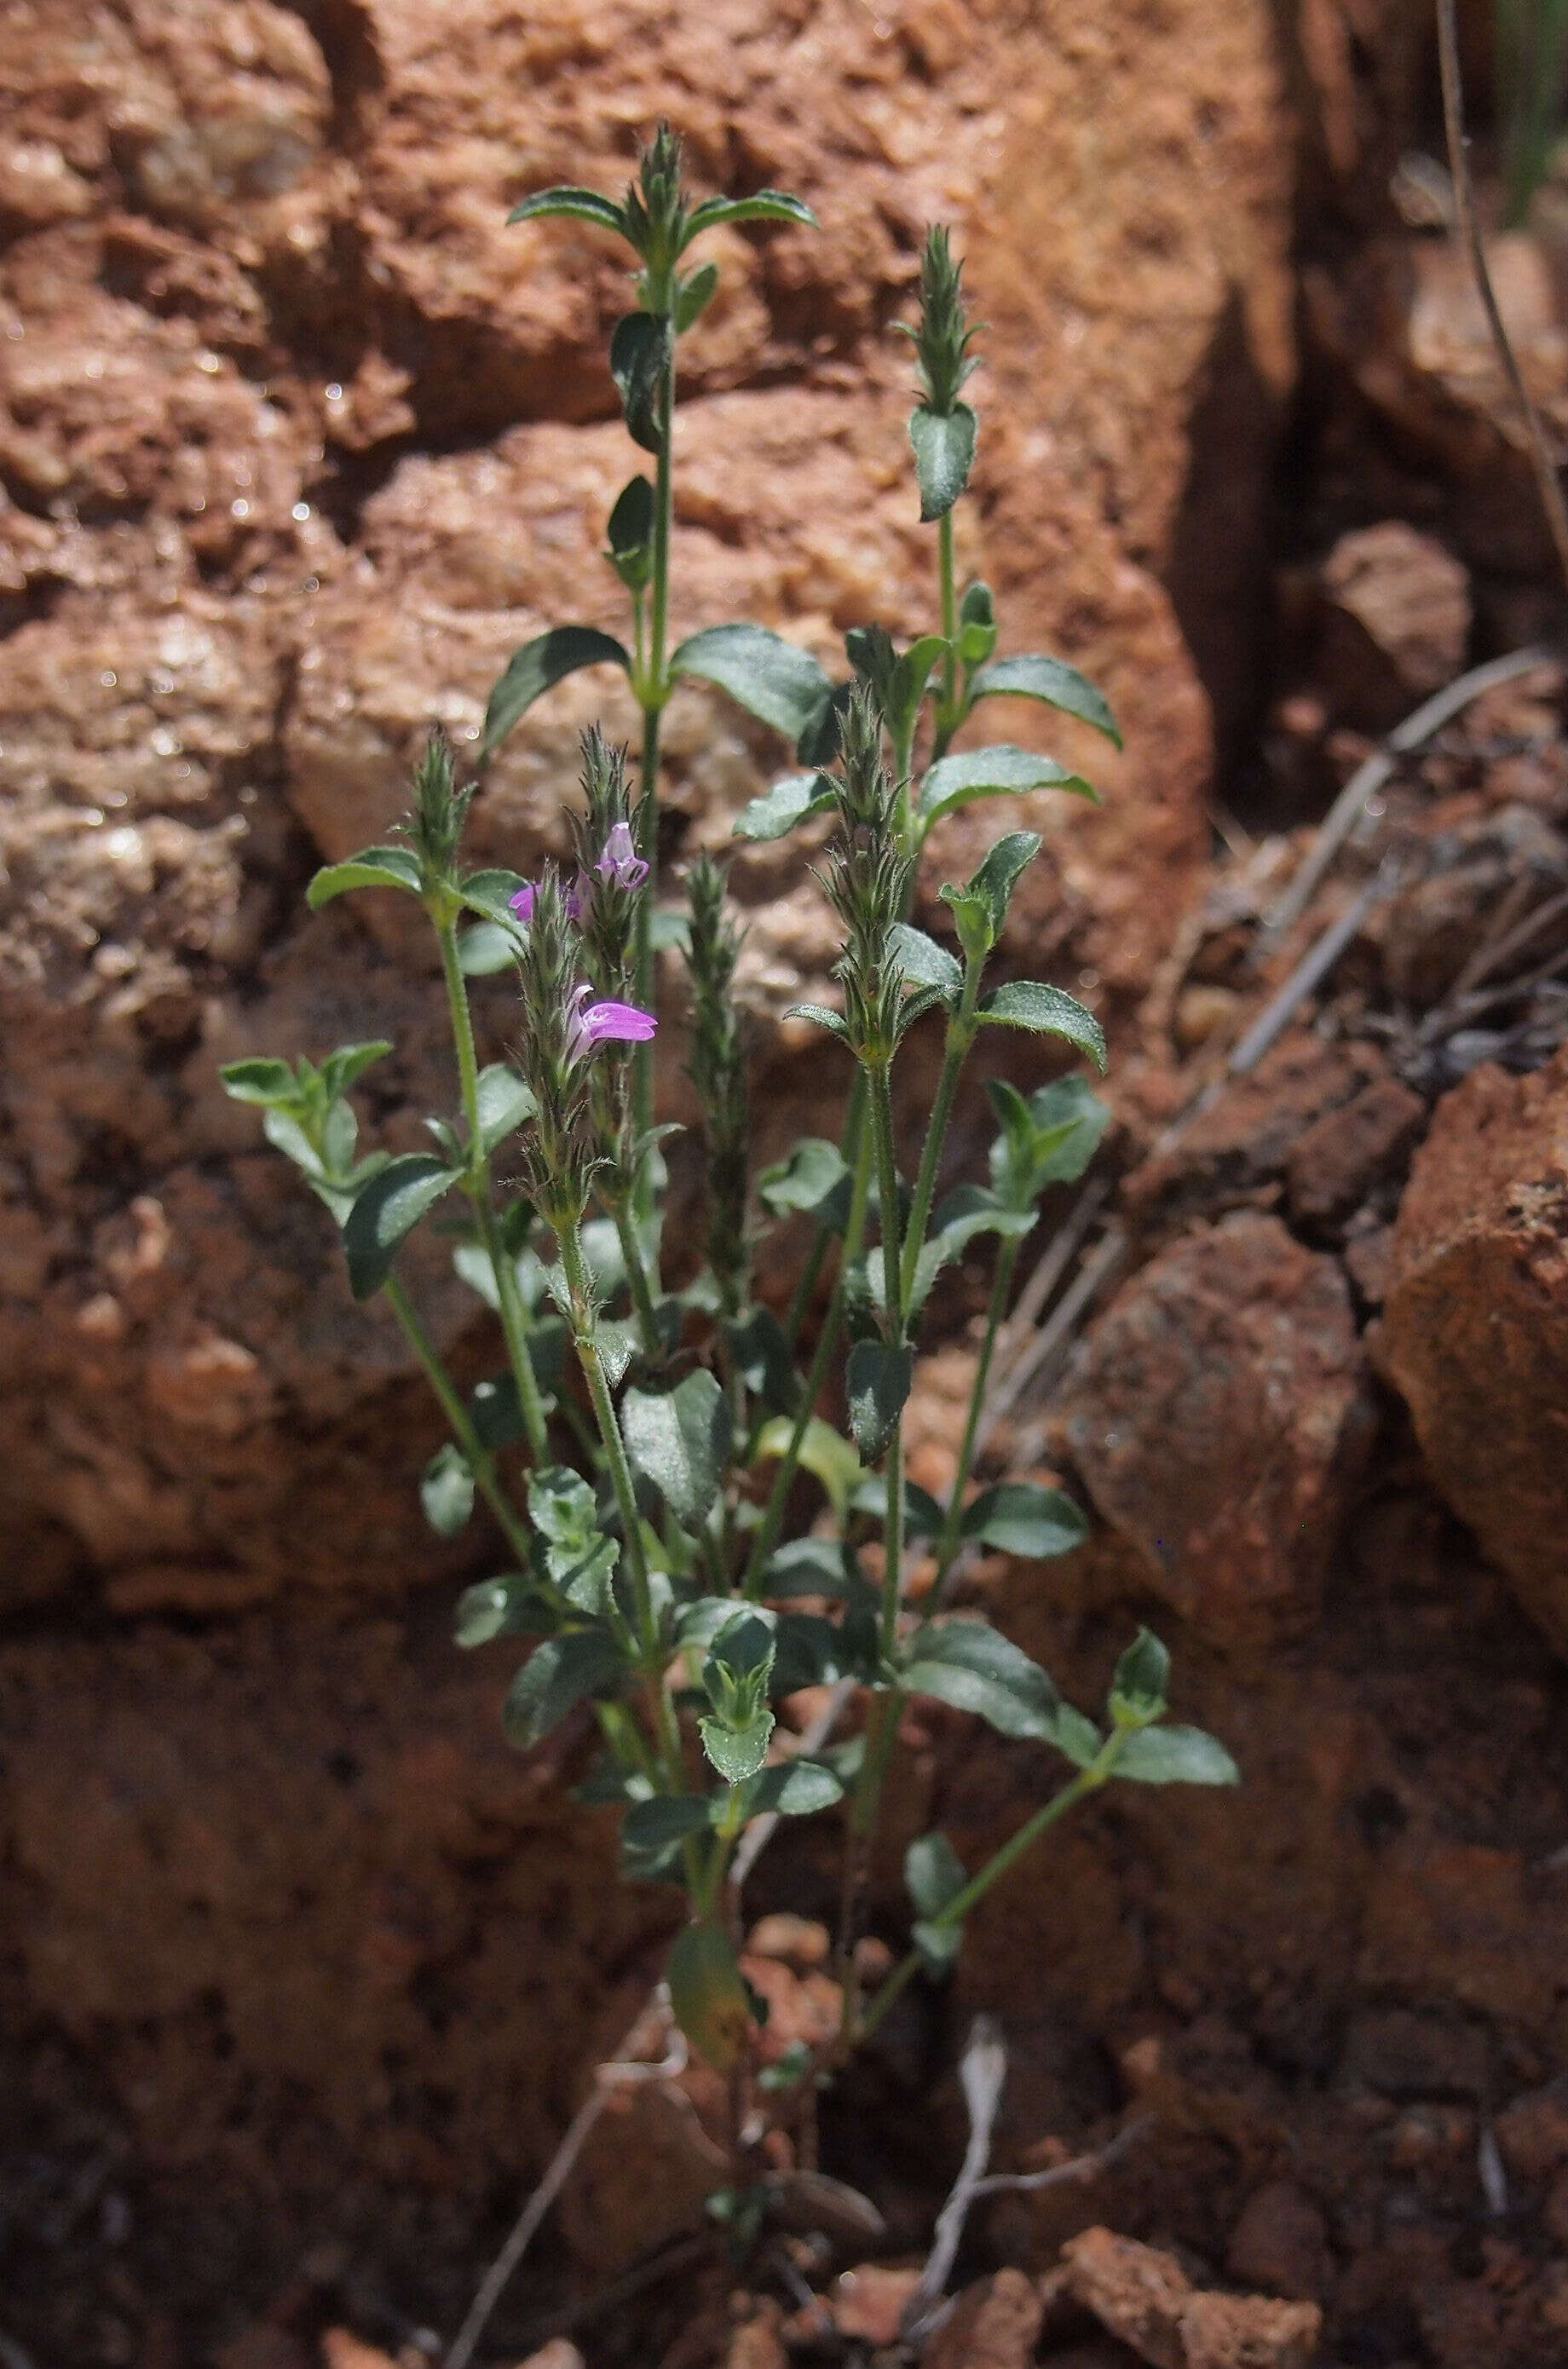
[1495,2081,1568,2184]
[1381,1045,1568,1654]
[1055,1210,1372,1646]
[919,2268,1044,2369]
[1286,1076,1426,1230]
[832,2263,923,2345]
[1317,521,1471,729]
[1225,2181,1330,2303]
[0,0,1299,1602]
[1060,2227,1321,2369]
[1127,1034,1385,1233]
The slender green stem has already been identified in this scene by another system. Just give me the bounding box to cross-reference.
[383,1276,533,1568]
[557,1225,655,1658]
[938,509,958,700]
[898,968,980,1312]
[609,1192,662,1357]
[435,916,550,1461]
[740,1121,873,1600]
[784,1073,867,1352]
[866,1061,903,1343]
[930,1236,1018,1599]
[855,1739,1125,2046]
[631,333,677,1194]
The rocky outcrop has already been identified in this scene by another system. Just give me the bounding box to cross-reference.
[1381,1043,1568,1655]
[1,0,1297,1602]
[1052,1210,1372,1647]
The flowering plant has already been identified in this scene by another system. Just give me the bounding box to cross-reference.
[222,130,1234,2204]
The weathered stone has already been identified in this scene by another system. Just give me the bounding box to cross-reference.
[1381,804,1568,1009]
[1312,227,1568,576]
[1060,2228,1321,2369]
[1286,1075,1427,1230]
[1225,2182,1331,2304]
[919,2268,1043,2369]
[1055,1210,1372,1646]
[0,0,1299,1604]
[1317,521,1471,729]
[1381,1045,1568,1653]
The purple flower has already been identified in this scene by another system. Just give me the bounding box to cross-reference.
[594,821,649,891]
[563,983,657,1063]
[509,878,583,925]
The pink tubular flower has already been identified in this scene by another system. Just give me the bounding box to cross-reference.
[594,821,649,891]
[509,879,583,925]
[563,983,657,1064]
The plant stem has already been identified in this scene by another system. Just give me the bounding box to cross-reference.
[609,1192,663,1357]
[855,1738,1125,2046]
[899,965,981,1311]
[740,1121,873,1600]
[383,1276,533,1568]
[929,1235,1019,1600]
[631,335,677,1208]
[435,916,550,1461]
[784,1072,868,1351]
[557,1226,656,1659]
[866,1061,903,1344]
[936,506,959,749]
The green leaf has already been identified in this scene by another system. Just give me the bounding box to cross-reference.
[919,743,1096,827]
[909,401,977,522]
[1114,1726,1240,1785]
[219,1058,297,1107]
[977,981,1107,1071]
[751,1759,844,1815]
[621,1795,712,1861]
[957,580,998,668]
[482,627,630,758]
[708,1610,776,1686]
[939,830,1041,961]
[700,1709,775,1785]
[890,923,962,996]
[913,1917,964,1974]
[606,473,655,591]
[621,1369,733,1528]
[887,633,951,744]
[457,919,518,976]
[845,1340,913,1463]
[318,1040,395,1102]
[1050,1705,1104,1769]
[674,258,719,331]
[985,1074,1110,1206]
[1109,1628,1170,1727]
[475,1062,534,1155]
[453,1573,545,1647]
[683,191,817,240]
[968,653,1121,746]
[671,624,836,742]
[752,1416,862,1515]
[342,1154,459,1300]
[906,1830,967,1919]
[507,184,627,233]
[761,1538,854,1598]
[796,679,854,766]
[901,1618,1060,1740]
[757,1137,849,1220]
[609,310,670,452]
[960,1480,1089,1559]
[458,867,531,929]
[732,769,836,842]
[503,1630,625,1749]
[262,1105,324,1179]
[305,845,423,908]
[902,1187,1034,1326]
[784,1002,851,1043]
[667,1920,752,2072]
[420,1442,474,1537]
[724,1306,798,1415]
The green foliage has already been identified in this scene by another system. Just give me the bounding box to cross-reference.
[222,144,1233,2139]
